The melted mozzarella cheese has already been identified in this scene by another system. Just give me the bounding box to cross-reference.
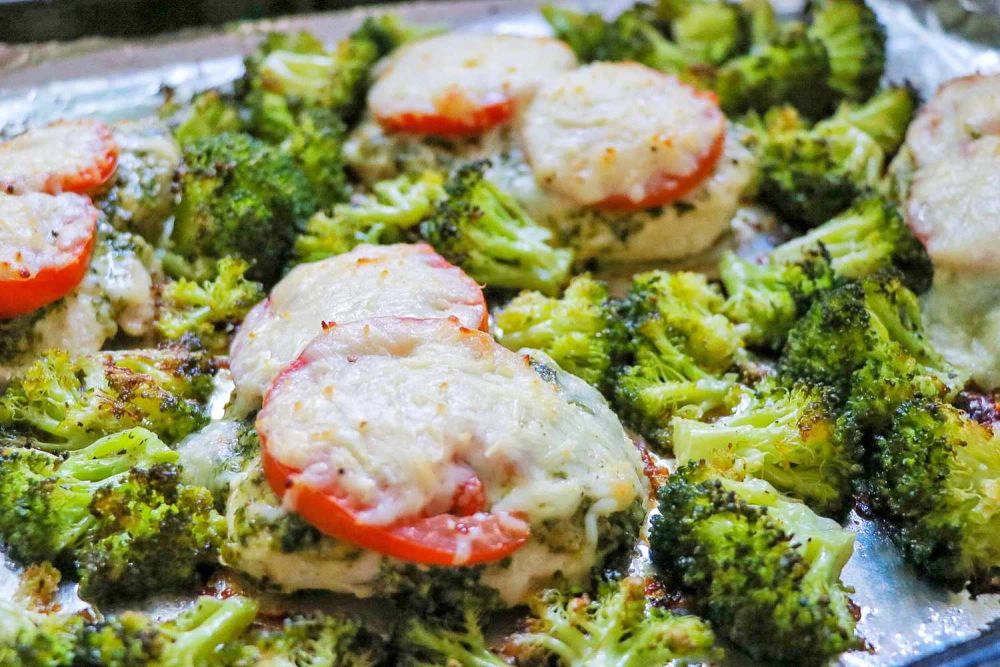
[923,271,1000,390]
[368,33,576,130]
[258,318,646,528]
[0,120,113,194]
[0,192,96,279]
[905,74,1000,168]
[229,243,486,408]
[520,62,725,207]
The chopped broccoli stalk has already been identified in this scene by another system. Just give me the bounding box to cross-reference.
[650,461,861,663]
[506,577,722,667]
[0,428,177,564]
[0,348,216,451]
[867,400,1000,592]
[420,161,573,295]
[719,249,839,351]
[494,275,621,391]
[173,132,317,284]
[76,462,225,603]
[155,257,265,353]
[673,379,862,515]
[294,172,444,264]
[400,606,508,667]
[807,0,886,102]
[171,90,243,146]
[769,195,933,293]
[780,275,967,428]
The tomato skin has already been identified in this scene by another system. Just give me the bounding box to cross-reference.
[260,440,530,566]
[375,98,514,138]
[0,198,98,319]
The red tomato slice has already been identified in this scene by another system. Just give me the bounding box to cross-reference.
[0,192,98,318]
[376,97,515,137]
[0,120,118,195]
[261,444,529,566]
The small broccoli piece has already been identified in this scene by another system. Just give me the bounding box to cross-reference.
[769,195,933,293]
[780,275,966,428]
[650,461,860,663]
[172,132,317,284]
[0,428,177,564]
[673,379,862,515]
[399,605,507,667]
[222,612,387,667]
[0,347,216,451]
[420,161,573,295]
[807,0,886,102]
[75,463,225,603]
[613,271,744,445]
[867,400,1000,592]
[719,249,839,351]
[170,90,243,146]
[156,257,264,353]
[294,172,444,264]
[16,562,62,614]
[505,577,722,667]
[494,275,622,391]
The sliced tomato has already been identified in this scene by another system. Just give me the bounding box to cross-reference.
[0,192,98,318]
[0,120,118,195]
[375,97,515,137]
[261,445,529,566]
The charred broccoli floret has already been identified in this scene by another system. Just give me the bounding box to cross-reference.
[650,461,860,664]
[673,379,862,515]
[752,87,914,226]
[867,400,1000,592]
[155,257,264,353]
[769,195,932,293]
[494,275,622,391]
[75,463,225,603]
[0,348,216,451]
[780,275,966,427]
[0,428,177,564]
[807,0,886,102]
[420,161,573,295]
[294,171,444,264]
[719,249,839,351]
[172,132,317,284]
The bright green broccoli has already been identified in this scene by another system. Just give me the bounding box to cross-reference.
[672,1,744,64]
[752,86,914,226]
[170,90,243,146]
[780,275,967,429]
[398,605,507,667]
[222,612,387,667]
[650,461,861,664]
[0,601,82,667]
[155,257,265,353]
[824,85,916,155]
[494,274,621,391]
[172,132,317,284]
[673,378,862,515]
[75,462,225,603]
[867,400,1000,592]
[0,428,177,564]
[769,195,933,293]
[0,347,216,451]
[294,171,444,264]
[719,248,839,351]
[419,161,573,295]
[807,0,886,102]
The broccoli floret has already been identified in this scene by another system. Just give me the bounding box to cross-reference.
[294,172,444,264]
[781,275,966,428]
[0,428,177,564]
[719,249,839,351]
[672,1,744,65]
[172,132,317,284]
[398,605,507,667]
[0,347,216,451]
[650,461,860,663]
[769,195,933,293]
[824,86,916,156]
[75,463,225,603]
[505,577,722,666]
[281,107,349,208]
[16,562,62,614]
[0,601,83,667]
[807,0,886,102]
[155,257,265,354]
[222,612,387,667]
[420,161,573,295]
[494,275,622,391]
[170,90,243,146]
[613,271,744,445]
[867,400,1000,592]
[674,379,862,515]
